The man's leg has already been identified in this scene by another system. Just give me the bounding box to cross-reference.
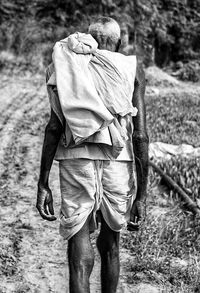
[96,214,120,293]
[68,216,94,293]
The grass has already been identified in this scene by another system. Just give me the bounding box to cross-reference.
[121,72,200,292]
[122,203,200,292]
[146,91,200,147]
[157,156,200,201]
[0,49,199,291]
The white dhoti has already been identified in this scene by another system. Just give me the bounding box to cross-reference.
[59,159,137,240]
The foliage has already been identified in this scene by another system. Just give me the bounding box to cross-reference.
[158,157,200,201]
[122,69,200,291]
[122,206,200,292]
[0,0,200,73]
[173,61,200,82]
[146,90,200,147]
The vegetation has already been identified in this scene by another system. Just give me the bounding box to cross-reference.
[0,0,200,80]
[119,72,200,292]
[158,157,200,201]
[122,205,200,292]
[146,91,200,147]
[0,1,200,292]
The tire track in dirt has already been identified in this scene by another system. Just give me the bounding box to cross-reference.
[0,93,43,178]
[0,77,68,292]
[0,73,135,293]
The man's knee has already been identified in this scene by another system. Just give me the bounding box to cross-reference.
[68,250,94,293]
[69,250,94,273]
[97,231,119,259]
[68,227,94,274]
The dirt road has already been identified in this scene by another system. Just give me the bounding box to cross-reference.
[0,72,136,293]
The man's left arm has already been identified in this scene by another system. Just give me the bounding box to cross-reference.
[128,64,149,230]
[36,109,63,221]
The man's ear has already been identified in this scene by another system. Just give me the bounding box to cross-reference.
[115,39,121,52]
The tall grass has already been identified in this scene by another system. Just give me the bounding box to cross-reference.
[121,76,200,292]
[122,202,200,292]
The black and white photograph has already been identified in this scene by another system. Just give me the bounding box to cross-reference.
[0,0,200,292]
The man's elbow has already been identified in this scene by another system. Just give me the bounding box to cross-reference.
[133,130,149,144]
[132,130,149,164]
[45,121,63,138]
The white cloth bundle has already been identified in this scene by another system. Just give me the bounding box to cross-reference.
[48,32,138,158]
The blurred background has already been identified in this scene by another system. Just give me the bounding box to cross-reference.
[0,0,200,80]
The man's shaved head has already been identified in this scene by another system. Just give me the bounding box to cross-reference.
[88,17,121,51]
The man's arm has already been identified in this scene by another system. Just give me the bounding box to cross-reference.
[36,109,63,221]
[128,64,149,230]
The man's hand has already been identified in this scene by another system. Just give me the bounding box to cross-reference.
[36,183,57,221]
[127,199,146,231]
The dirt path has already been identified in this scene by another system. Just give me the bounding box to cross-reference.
[0,72,135,293]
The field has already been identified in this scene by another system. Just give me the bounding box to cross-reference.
[0,66,200,293]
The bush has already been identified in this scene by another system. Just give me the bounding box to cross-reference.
[0,0,200,70]
[175,61,200,82]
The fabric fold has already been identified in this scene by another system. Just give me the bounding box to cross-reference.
[49,32,138,159]
[53,40,114,141]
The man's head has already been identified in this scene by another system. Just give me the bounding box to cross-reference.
[88,17,121,52]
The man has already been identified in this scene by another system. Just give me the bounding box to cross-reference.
[36,17,148,293]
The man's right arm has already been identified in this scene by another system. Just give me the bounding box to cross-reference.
[36,109,63,221]
[127,63,149,231]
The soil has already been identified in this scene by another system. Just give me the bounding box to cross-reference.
[0,72,141,293]
[1,69,199,293]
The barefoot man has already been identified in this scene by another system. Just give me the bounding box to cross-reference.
[36,17,148,293]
